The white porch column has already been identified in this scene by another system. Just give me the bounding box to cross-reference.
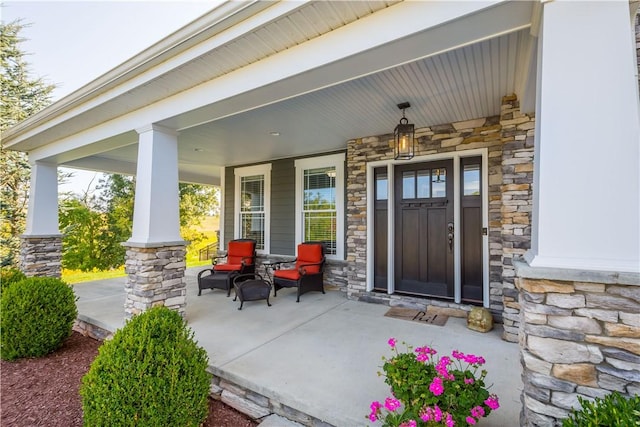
[526,1,640,273]
[21,161,62,277]
[518,4,640,426]
[124,124,186,318]
[128,124,183,246]
[25,161,59,236]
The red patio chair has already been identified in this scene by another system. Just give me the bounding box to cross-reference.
[197,239,256,296]
[273,242,325,302]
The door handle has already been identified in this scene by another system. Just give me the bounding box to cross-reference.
[447,222,454,252]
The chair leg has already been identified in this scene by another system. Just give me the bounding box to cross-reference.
[266,296,271,307]
[198,288,202,296]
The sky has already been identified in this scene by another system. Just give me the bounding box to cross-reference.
[2,0,220,195]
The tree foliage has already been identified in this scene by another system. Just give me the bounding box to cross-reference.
[60,174,218,272]
[0,21,54,267]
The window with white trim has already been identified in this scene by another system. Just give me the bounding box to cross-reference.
[295,154,344,259]
[234,164,271,253]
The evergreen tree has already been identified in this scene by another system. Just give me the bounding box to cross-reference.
[0,21,55,267]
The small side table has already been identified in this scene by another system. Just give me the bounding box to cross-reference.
[262,261,279,283]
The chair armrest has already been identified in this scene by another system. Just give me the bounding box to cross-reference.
[270,258,297,270]
[297,260,324,275]
[240,255,256,266]
[211,253,227,265]
[197,268,214,279]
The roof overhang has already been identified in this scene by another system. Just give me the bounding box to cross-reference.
[2,0,538,186]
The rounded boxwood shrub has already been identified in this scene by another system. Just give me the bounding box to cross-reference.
[0,267,26,295]
[563,392,640,427]
[0,276,77,361]
[81,306,210,427]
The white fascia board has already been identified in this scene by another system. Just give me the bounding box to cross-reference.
[28,0,529,163]
[2,0,283,145]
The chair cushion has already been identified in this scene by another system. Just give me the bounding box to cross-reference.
[226,241,255,265]
[295,244,323,274]
[274,269,301,281]
[214,263,242,272]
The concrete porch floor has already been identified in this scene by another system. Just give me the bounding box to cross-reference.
[72,267,522,426]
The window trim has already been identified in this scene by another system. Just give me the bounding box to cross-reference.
[295,153,345,260]
[234,164,271,254]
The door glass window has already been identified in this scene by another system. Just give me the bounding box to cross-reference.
[376,172,388,200]
[417,170,430,198]
[402,171,415,199]
[432,168,447,197]
[463,164,481,196]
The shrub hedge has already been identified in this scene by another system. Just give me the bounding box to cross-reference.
[563,392,640,427]
[0,267,26,295]
[0,276,77,360]
[81,306,210,426]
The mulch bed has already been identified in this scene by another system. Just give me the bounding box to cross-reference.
[0,332,258,427]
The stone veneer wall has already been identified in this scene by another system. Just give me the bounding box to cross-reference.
[19,235,63,278]
[515,261,640,426]
[123,244,187,318]
[345,95,533,342]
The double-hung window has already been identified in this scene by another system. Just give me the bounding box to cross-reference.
[295,154,344,259]
[234,164,271,253]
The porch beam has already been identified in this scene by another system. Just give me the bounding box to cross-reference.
[526,1,640,273]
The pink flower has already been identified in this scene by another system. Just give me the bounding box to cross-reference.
[471,406,485,418]
[429,376,444,396]
[384,397,401,412]
[399,420,417,427]
[445,413,455,427]
[466,416,477,425]
[368,401,381,422]
[388,337,397,348]
[420,407,433,422]
[436,356,455,380]
[464,378,475,384]
[415,346,436,362]
[433,405,443,422]
[485,395,500,410]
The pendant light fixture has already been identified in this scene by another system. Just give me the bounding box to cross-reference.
[394,102,415,160]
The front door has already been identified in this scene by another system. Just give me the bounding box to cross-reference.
[394,160,454,298]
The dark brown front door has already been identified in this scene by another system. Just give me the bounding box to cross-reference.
[394,160,454,298]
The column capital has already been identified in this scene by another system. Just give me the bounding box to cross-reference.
[135,124,179,137]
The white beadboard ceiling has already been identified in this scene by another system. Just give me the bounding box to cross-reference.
[14,1,536,185]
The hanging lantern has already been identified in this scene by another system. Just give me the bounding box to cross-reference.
[394,102,415,160]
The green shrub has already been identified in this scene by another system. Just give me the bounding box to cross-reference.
[0,267,26,295]
[81,306,210,427]
[563,392,640,427]
[0,276,77,361]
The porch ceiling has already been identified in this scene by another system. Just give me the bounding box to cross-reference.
[5,0,537,186]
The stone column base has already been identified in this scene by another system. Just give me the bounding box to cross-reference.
[515,260,640,426]
[123,243,187,319]
[20,235,63,278]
